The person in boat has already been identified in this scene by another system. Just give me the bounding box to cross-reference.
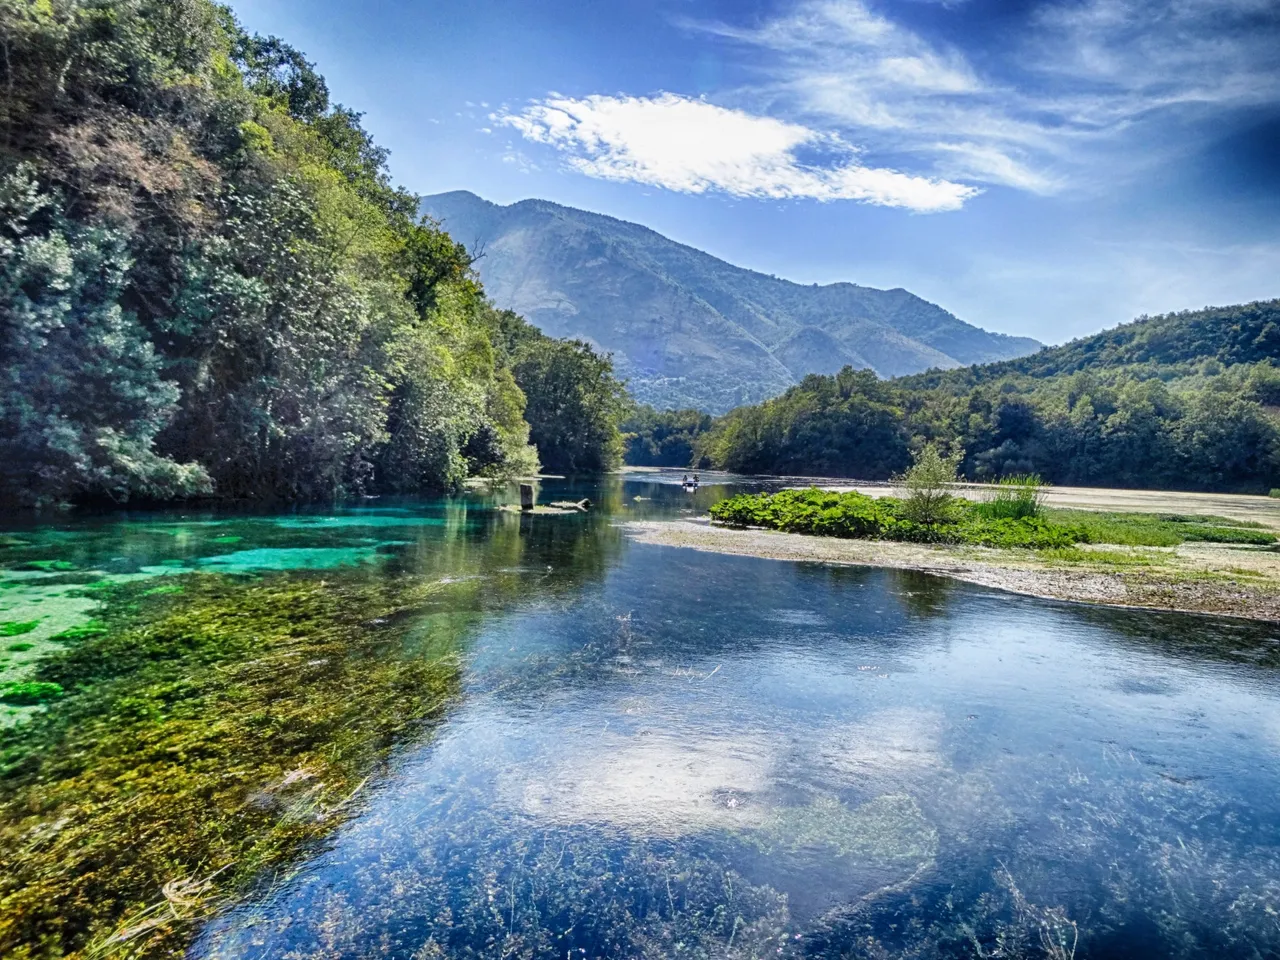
[692,473,700,484]
[682,474,689,485]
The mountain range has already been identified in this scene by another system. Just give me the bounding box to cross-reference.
[421,191,1043,413]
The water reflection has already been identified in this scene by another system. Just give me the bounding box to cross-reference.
[191,522,1279,960]
[3,478,1278,959]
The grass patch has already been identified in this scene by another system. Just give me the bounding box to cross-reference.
[971,475,1045,521]
[0,572,469,959]
[1045,509,1276,547]
[1040,547,1160,567]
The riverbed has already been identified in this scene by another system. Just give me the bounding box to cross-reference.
[2,475,1278,959]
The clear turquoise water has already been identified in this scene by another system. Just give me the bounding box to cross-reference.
[4,475,1279,958]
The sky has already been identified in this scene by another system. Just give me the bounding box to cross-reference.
[233,0,1280,344]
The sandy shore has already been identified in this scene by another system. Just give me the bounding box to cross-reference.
[621,519,1280,622]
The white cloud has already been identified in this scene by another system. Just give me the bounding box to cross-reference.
[495,92,978,212]
[689,0,1280,194]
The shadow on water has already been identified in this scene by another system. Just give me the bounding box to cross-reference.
[1,476,1278,959]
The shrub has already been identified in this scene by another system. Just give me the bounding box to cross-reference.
[710,489,898,539]
[973,475,1045,521]
[1271,489,1280,499]
[899,443,964,528]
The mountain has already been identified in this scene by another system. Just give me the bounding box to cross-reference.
[898,299,1280,391]
[421,191,1042,413]
[692,299,1280,490]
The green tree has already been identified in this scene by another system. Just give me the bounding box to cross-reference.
[512,339,628,474]
[0,167,208,507]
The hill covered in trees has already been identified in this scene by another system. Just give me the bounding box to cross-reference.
[420,191,1041,413]
[0,0,626,508]
[670,301,1280,493]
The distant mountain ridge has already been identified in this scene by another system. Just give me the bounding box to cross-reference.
[421,191,1042,413]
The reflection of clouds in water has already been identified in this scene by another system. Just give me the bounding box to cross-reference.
[816,708,946,785]
[764,608,828,627]
[501,707,967,845]
[513,732,772,834]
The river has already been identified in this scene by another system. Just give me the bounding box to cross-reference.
[1,474,1278,959]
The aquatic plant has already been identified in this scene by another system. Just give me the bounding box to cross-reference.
[0,620,40,636]
[0,681,63,705]
[0,572,469,959]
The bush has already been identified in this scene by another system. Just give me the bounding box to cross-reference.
[710,489,898,539]
[899,444,964,528]
[1271,489,1280,499]
[710,488,1083,549]
[973,475,1045,521]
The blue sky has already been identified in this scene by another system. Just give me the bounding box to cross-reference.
[234,0,1280,343]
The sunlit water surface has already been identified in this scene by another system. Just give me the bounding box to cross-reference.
[3,474,1279,959]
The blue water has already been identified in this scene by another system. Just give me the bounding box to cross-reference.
[4,475,1280,958]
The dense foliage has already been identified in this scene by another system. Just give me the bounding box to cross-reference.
[0,0,625,508]
[709,488,1276,550]
[710,488,1081,548]
[496,314,629,474]
[622,405,713,467]
[693,303,1280,492]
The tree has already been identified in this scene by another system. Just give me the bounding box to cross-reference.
[0,167,208,507]
[512,339,628,474]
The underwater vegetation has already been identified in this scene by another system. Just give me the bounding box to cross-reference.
[0,572,469,959]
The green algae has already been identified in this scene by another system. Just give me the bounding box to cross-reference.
[19,560,77,572]
[0,620,40,636]
[1,681,63,705]
[140,584,184,596]
[0,572,469,960]
[6,642,34,652]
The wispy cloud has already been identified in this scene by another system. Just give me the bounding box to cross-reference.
[690,0,1280,194]
[495,93,979,212]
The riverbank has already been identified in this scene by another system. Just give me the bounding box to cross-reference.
[621,519,1280,621]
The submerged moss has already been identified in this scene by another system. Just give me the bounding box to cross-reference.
[0,620,40,636]
[0,682,63,705]
[0,572,469,960]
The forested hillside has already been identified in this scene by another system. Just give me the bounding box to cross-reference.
[685,301,1280,493]
[0,0,625,509]
[421,191,1040,412]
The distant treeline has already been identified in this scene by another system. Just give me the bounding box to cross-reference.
[626,302,1280,493]
[0,0,626,508]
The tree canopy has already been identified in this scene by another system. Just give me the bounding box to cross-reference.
[687,303,1280,494]
[0,0,626,507]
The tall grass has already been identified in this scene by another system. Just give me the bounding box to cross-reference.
[973,475,1045,521]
